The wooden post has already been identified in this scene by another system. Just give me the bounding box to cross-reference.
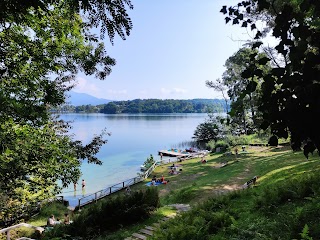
[78,199,81,211]
[95,193,97,202]
[6,230,10,240]
[109,187,111,194]
[123,182,125,188]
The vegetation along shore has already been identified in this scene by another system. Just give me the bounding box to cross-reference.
[1,0,320,239]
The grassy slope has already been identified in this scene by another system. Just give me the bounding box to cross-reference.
[100,145,320,239]
[25,145,320,239]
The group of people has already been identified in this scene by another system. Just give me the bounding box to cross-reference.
[73,179,86,191]
[168,163,183,175]
[47,213,71,227]
[151,175,169,185]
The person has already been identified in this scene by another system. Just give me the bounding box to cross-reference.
[81,179,86,189]
[235,148,239,158]
[252,176,258,185]
[160,175,165,182]
[201,156,207,163]
[162,180,170,184]
[64,213,70,224]
[73,182,77,191]
[160,152,163,160]
[170,163,177,171]
[47,215,55,227]
[151,179,156,185]
[125,186,131,195]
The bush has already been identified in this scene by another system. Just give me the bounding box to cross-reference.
[268,135,278,146]
[224,134,250,147]
[214,140,230,152]
[205,140,215,152]
[44,188,160,239]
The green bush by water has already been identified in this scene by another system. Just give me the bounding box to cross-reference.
[43,188,160,239]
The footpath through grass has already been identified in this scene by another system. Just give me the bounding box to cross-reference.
[22,145,320,239]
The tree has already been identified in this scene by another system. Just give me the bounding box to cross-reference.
[1,1,132,124]
[0,119,109,223]
[208,48,270,134]
[193,116,226,143]
[206,78,229,113]
[103,102,118,114]
[0,0,133,222]
[221,1,320,157]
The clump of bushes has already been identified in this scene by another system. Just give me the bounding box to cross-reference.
[44,188,160,239]
[206,140,230,152]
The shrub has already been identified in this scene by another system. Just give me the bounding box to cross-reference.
[268,135,278,146]
[44,188,160,239]
[205,140,215,152]
[224,134,250,147]
[214,140,230,152]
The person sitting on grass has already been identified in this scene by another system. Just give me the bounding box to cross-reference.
[162,180,170,184]
[64,213,70,225]
[47,215,55,227]
[200,156,207,163]
[151,179,156,185]
[161,175,165,182]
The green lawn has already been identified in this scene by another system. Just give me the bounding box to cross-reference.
[25,145,320,239]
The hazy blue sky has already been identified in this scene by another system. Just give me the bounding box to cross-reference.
[73,0,250,100]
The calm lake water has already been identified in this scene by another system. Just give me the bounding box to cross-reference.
[59,113,210,196]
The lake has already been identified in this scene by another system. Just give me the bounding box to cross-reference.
[59,113,211,196]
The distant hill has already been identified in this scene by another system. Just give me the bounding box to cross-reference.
[100,98,229,114]
[65,91,112,106]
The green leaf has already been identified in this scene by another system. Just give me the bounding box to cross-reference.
[257,0,270,10]
[260,121,269,130]
[241,21,248,27]
[254,31,262,39]
[258,57,269,65]
[220,6,227,14]
[271,68,285,77]
[241,68,252,78]
[252,41,263,48]
[246,81,258,93]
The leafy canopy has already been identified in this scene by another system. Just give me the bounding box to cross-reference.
[0,0,132,223]
[221,0,320,157]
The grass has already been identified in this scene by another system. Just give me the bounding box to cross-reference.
[26,144,320,239]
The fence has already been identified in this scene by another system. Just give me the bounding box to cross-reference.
[77,176,143,210]
[76,159,163,210]
[0,223,44,240]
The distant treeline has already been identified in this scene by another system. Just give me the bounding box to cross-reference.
[52,99,229,114]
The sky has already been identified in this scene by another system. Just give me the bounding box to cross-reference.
[73,0,251,101]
